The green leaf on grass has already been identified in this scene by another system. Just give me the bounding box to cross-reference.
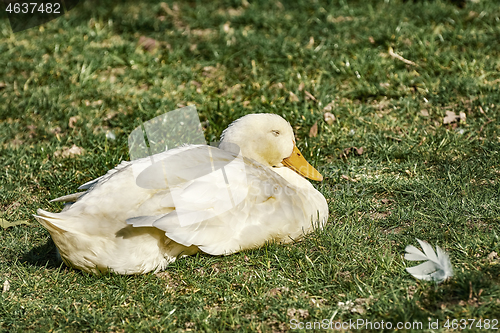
[0,218,31,229]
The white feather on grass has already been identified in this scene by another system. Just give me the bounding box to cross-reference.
[405,238,453,283]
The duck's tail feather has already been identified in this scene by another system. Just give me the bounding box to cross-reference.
[34,209,68,234]
[50,192,86,203]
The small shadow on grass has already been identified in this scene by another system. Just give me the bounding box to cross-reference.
[22,239,63,270]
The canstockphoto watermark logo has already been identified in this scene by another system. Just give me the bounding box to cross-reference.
[128,105,248,227]
[2,0,80,32]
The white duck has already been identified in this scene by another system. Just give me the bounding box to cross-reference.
[35,113,328,274]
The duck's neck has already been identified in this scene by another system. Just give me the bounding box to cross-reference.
[219,140,271,167]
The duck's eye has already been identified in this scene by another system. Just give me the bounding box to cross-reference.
[271,130,280,137]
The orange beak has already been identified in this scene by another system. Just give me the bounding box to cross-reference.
[282,145,323,181]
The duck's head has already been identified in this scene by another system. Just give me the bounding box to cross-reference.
[219,113,323,181]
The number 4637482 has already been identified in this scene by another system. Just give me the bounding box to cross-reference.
[444,319,498,330]
[5,3,61,14]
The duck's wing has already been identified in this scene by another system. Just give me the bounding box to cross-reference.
[40,146,207,235]
[127,146,326,255]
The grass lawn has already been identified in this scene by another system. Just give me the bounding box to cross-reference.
[1,0,499,331]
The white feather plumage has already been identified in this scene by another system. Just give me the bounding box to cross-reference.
[34,114,328,275]
[405,238,453,283]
